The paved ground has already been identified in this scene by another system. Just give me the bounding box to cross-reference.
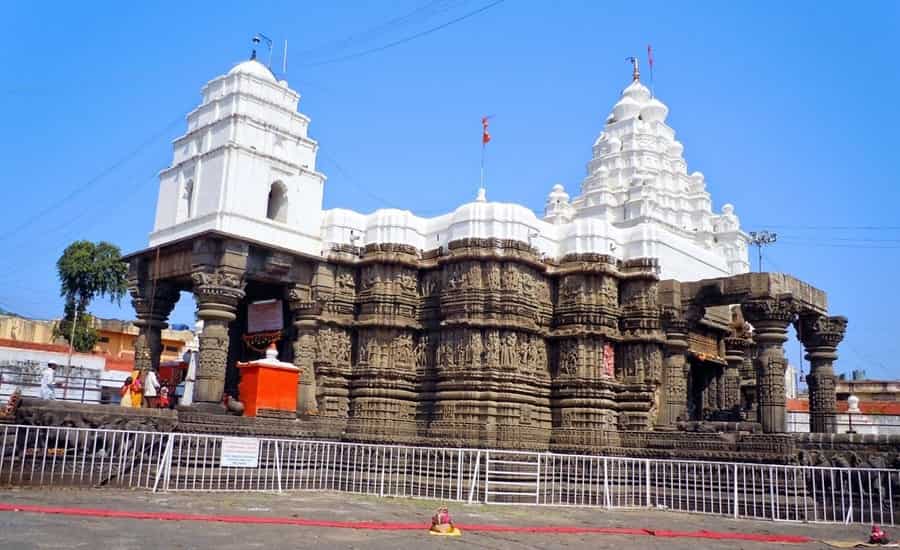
[0,488,875,549]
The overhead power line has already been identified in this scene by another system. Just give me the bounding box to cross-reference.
[779,236,900,243]
[758,225,900,231]
[0,114,184,243]
[295,0,464,58]
[302,0,505,67]
[777,242,900,250]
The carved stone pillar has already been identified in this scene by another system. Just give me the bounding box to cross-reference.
[191,268,245,407]
[287,283,320,415]
[723,337,748,416]
[661,316,689,425]
[798,314,848,433]
[129,278,178,374]
[740,345,757,418]
[617,259,664,430]
[741,298,795,433]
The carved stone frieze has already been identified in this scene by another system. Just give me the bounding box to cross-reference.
[123,235,848,457]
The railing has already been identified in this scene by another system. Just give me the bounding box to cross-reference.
[0,423,897,526]
[0,366,180,406]
[0,365,118,405]
[786,412,900,435]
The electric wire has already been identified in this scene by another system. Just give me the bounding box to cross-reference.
[294,0,466,58]
[301,0,505,67]
[0,114,185,243]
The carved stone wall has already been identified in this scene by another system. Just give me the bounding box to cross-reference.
[127,236,846,454]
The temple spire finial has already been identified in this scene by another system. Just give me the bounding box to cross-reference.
[626,56,640,81]
[250,35,260,60]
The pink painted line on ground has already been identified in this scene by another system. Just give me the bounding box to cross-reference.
[0,503,813,543]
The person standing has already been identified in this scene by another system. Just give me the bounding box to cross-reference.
[158,386,170,409]
[144,368,161,408]
[130,371,143,408]
[119,376,133,407]
[39,363,57,400]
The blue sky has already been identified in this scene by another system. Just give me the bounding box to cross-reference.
[2,1,898,380]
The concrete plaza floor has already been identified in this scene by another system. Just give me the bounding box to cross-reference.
[0,488,878,549]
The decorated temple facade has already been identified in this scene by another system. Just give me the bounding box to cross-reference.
[124,54,847,452]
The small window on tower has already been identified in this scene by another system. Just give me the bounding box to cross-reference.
[267,181,288,223]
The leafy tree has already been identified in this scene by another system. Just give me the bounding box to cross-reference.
[55,240,128,352]
[55,304,98,353]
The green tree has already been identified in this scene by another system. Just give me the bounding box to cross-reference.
[55,303,98,353]
[55,240,128,352]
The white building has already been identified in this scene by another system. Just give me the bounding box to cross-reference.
[151,56,749,281]
[0,342,106,403]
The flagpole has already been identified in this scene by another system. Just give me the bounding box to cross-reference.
[480,141,485,190]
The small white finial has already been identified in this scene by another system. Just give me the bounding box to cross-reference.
[476,187,487,202]
[265,342,279,360]
[626,56,640,81]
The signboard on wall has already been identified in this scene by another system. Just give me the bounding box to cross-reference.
[247,299,283,333]
[220,437,260,468]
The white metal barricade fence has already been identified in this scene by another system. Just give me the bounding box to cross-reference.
[0,423,896,526]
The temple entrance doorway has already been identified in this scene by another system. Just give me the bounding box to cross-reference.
[224,280,293,397]
[686,358,723,420]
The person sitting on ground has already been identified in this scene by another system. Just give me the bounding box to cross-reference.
[870,525,890,545]
[120,376,134,407]
[430,506,455,534]
[143,368,161,408]
[39,362,57,400]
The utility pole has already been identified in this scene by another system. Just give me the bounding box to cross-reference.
[748,231,777,272]
[64,307,78,400]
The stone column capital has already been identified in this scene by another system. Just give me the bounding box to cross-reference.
[285,283,321,319]
[660,309,688,350]
[740,297,797,324]
[191,267,246,321]
[128,279,179,328]
[797,314,847,355]
[741,298,796,345]
[723,336,751,361]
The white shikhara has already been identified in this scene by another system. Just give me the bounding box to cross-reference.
[152,59,749,281]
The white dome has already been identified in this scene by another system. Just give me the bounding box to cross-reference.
[228,60,276,82]
[640,98,669,123]
[547,184,570,204]
[612,96,641,121]
[667,141,684,157]
[622,80,652,103]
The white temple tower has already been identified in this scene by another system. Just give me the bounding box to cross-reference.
[150,54,326,257]
[147,55,748,282]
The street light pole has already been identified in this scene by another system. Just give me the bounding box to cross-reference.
[64,307,79,400]
[749,231,777,272]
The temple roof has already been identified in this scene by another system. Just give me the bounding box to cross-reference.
[227,59,276,82]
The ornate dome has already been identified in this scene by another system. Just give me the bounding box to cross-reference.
[622,80,652,103]
[640,97,669,123]
[612,96,641,121]
[228,59,276,82]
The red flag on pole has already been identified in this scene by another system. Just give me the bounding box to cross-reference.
[481,116,491,144]
[647,44,654,69]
